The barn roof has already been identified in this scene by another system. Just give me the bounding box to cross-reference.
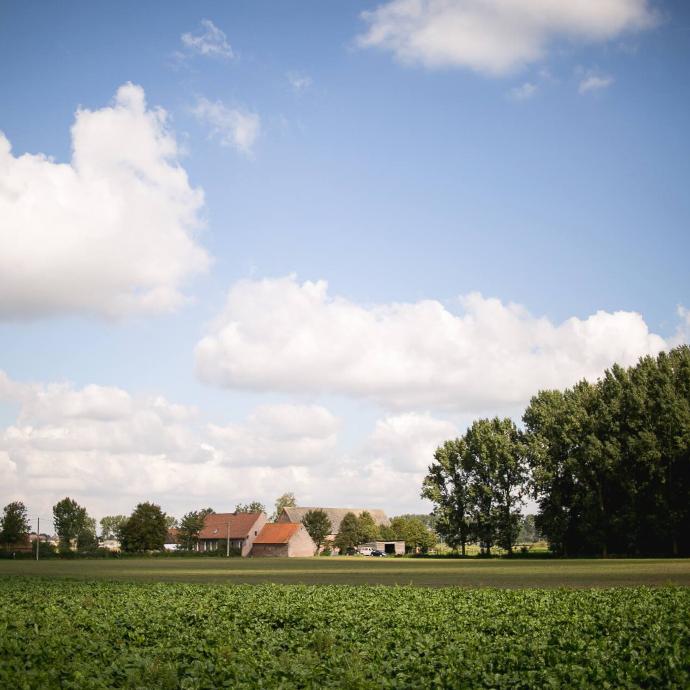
[199,513,263,540]
[253,523,300,544]
[280,507,389,533]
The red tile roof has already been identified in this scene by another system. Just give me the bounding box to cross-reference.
[198,513,263,540]
[253,523,300,544]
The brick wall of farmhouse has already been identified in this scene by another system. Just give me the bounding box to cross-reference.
[288,525,316,557]
[241,513,267,556]
[251,543,289,557]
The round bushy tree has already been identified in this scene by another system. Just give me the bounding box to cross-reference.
[301,509,332,553]
[120,502,168,552]
[0,501,31,549]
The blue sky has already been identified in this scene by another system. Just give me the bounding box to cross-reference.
[1,1,688,527]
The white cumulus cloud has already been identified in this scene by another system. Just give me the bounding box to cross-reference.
[193,98,260,155]
[0,83,209,319]
[208,404,340,467]
[195,275,670,412]
[365,412,458,472]
[0,372,446,526]
[181,19,234,59]
[358,0,657,75]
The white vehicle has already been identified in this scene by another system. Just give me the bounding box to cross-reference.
[357,546,374,556]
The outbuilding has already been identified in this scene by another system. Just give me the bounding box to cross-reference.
[360,540,405,556]
[250,523,316,557]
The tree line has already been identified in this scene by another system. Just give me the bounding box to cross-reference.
[2,492,438,556]
[424,346,690,557]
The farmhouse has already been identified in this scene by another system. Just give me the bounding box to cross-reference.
[250,523,316,557]
[197,512,266,557]
[277,507,389,537]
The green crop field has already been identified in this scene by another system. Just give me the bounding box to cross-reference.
[1,556,690,587]
[1,579,688,688]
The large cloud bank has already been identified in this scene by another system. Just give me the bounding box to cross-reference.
[0,83,209,318]
[0,372,453,524]
[358,0,657,74]
[195,276,668,412]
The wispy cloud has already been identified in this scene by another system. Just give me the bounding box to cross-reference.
[358,0,658,75]
[193,97,260,155]
[509,82,538,101]
[579,73,614,94]
[287,71,313,93]
[181,19,233,59]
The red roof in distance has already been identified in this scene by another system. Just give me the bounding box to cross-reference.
[253,523,300,544]
[198,513,263,540]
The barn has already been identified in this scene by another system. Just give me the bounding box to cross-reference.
[277,507,389,540]
[250,523,316,557]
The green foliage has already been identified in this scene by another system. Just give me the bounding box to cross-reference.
[425,346,690,557]
[234,501,266,514]
[272,492,297,521]
[99,515,127,540]
[422,439,474,555]
[77,517,98,551]
[333,512,361,553]
[120,502,168,553]
[517,514,540,544]
[525,346,690,556]
[386,516,436,553]
[0,580,687,688]
[425,418,528,555]
[333,511,385,552]
[52,497,90,551]
[396,513,438,530]
[0,501,30,548]
[177,509,212,551]
[301,509,332,552]
[357,511,378,543]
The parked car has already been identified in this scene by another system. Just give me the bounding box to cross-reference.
[370,550,386,557]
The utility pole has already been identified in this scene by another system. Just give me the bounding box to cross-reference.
[226,521,230,557]
[36,517,40,561]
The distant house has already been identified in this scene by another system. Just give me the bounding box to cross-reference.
[197,512,266,557]
[250,523,316,557]
[277,507,389,539]
[164,528,180,552]
[3,536,31,553]
[99,539,121,552]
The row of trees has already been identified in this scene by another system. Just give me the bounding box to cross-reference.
[0,498,173,553]
[1,490,298,555]
[3,488,439,556]
[55,499,175,552]
[424,346,690,557]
